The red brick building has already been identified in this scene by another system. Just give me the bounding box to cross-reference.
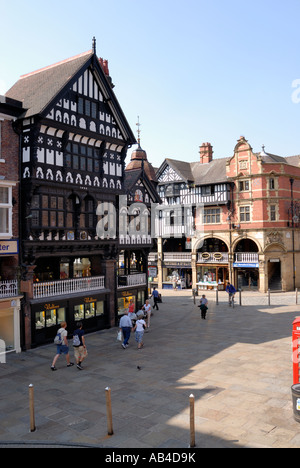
[153,136,300,293]
[0,96,23,354]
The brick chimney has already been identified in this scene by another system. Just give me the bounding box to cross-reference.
[199,142,213,164]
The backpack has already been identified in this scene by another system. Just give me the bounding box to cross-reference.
[73,334,80,347]
[54,332,62,345]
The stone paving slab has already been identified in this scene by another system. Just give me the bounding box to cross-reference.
[0,289,300,448]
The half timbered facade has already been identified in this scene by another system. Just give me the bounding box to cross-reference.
[5,47,139,348]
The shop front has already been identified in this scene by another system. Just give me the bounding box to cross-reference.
[117,288,147,318]
[31,292,108,346]
[0,297,22,355]
[196,263,229,291]
[233,263,259,290]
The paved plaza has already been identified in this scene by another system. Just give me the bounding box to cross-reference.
[1,289,300,448]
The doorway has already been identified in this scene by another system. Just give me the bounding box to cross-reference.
[268,259,281,290]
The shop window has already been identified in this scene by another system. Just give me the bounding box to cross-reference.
[137,290,145,309]
[96,301,104,316]
[35,307,66,330]
[74,301,104,320]
[118,295,135,316]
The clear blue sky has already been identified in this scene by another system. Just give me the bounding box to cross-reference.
[1,0,300,168]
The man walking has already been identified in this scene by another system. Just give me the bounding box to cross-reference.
[152,287,160,310]
[119,309,133,349]
[199,294,208,319]
[51,322,74,371]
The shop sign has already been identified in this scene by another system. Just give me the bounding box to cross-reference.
[0,240,18,255]
[84,297,97,303]
[44,303,60,310]
[233,263,259,268]
[148,267,157,277]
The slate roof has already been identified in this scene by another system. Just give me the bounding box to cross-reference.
[158,157,228,185]
[5,50,93,118]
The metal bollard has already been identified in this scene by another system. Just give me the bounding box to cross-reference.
[268,289,270,306]
[29,384,36,432]
[216,288,219,305]
[105,387,114,436]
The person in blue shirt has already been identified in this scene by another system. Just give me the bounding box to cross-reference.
[151,287,160,310]
[226,282,236,303]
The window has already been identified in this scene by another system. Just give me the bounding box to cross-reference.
[270,205,276,221]
[204,208,221,224]
[201,185,214,196]
[239,180,250,191]
[269,178,275,190]
[41,195,64,228]
[0,186,12,236]
[65,142,100,173]
[35,307,66,330]
[240,205,250,222]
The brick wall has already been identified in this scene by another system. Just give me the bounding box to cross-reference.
[0,120,19,237]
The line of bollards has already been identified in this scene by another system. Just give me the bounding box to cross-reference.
[27,384,196,446]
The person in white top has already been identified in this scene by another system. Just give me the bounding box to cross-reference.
[133,318,147,349]
[142,299,152,329]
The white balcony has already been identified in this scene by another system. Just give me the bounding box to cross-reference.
[33,276,105,299]
[117,273,147,289]
[235,253,259,263]
[0,280,18,298]
[164,253,192,263]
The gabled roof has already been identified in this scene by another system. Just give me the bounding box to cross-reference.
[156,158,194,183]
[6,51,93,118]
[5,50,136,144]
[124,168,161,204]
[156,157,228,185]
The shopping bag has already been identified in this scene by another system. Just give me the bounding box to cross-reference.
[117,330,123,342]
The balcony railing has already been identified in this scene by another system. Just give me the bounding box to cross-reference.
[33,276,105,299]
[119,234,152,245]
[235,253,259,263]
[117,273,147,289]
[0,280,18,298]
[164,253,192,262]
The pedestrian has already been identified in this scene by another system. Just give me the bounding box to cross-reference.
[133,316,147,349]
[142,299,152,329]
[199,294,208,319]
[226,282,236,306]
[152,287,160,310]
[73,321,87,370]
[119,309,133,349]
[51,322,74,371]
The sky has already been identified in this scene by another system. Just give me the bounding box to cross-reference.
[1,0,300,168]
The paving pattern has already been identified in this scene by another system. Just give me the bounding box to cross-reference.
[1,289,300,448]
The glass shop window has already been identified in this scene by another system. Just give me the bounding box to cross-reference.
[35,307,66,330]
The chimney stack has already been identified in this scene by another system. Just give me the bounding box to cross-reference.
[199,142,213,164]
